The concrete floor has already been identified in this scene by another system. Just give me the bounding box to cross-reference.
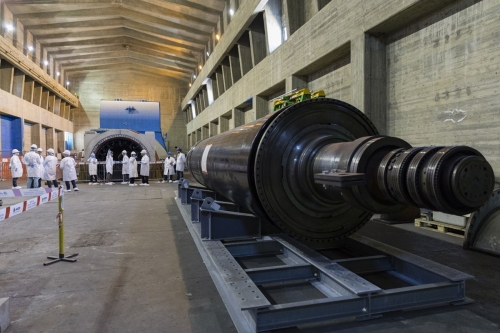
[0,180,235,333]
[0,178,500,333]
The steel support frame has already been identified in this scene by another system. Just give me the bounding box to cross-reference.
[174,188,473,333]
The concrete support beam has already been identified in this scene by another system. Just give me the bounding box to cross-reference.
[211,75,219,100]
[31,123,42,147]
[249,30,267,67]
[216,72,225,95]
[23,77,34,103]
[202,88,209,110]
[46,127,55,151]
[229,55,242,83]
[40,89,49,110]
[238,44,253,76]
[12,70,25,98]
[284,0,305,37]
[263,0,283,54]
[54,98,61,116]
[0,62,14,93]
[48,94,56,113]
[57,131,65,153]
[202,126,209,140]
[219,115,230,133]
[33,84,42,107]
[254,95,269,119]
[351,33,387,134]
[233,108,244,128]
[209,121,218,137]
[286,75,308,92]
[222,64,232,90]
[60,101,66,118]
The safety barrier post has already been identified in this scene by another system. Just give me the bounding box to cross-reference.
[44,186,79,266]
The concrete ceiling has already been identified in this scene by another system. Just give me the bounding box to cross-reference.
[4,0,225,81]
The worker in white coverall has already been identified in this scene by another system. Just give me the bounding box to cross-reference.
[87,153,98,184]
[174,147,186,183]
[140,149,150,186]
[9,149,23,189]
[43,148,59,188]
[105,150,114,185]
[129,151,138,186]
[36,148,44,187]
[121,150,129,184]
[59,150,79,192]
[22,144,42,189]
[161,152,176,183]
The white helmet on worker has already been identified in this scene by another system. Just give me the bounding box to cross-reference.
[12,149,19,154]
[63,150,70,156]
[47,148,54,155]
[122,150,127,154]
[140,149,147,155]
[131,151,136,155]
[30,144,37,150]
[37,148,43,152]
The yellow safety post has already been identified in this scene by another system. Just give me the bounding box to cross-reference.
[44,187,79,266]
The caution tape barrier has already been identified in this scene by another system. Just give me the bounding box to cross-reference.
[0,187,62,222]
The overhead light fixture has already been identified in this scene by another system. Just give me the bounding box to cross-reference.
[229,8,234,16]
[206,51,210,57]
[4,24,13,32]
[57,72,60,76]
[66,81,70,86]
[198,65,202,70]
[215,34,220,40]
[193,74,196,79]
[27,45,33,52]
[189,83,192,87]
[43,60,49,66]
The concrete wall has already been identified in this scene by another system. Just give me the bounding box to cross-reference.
[182,0,500,181]
[386,1,500,175]
[71,71,188,152]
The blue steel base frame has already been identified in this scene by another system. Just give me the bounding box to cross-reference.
[174,188,473,333]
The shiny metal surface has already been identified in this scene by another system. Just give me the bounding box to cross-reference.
[187,98,495,245]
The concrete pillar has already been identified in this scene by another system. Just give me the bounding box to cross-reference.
[219,115,230,133]
[254,95,269,118]
[40,89,49,110]
[249,31,267,67]
[57,131,65,153]
[0,61,14,93]
[32,83,42,107]
[46,127,55,152]
[209,121,218,137]
[12,70,25,98]
[65,105,71,120]
[229,55,241,83]
[286,75,308,92]
[60,101,66,118]
[351,33,387,134]
[202,88,209,110]
[211,75,219,100]
[233,108,244,128]
[13,18,24,52]
[23,77,34,103]
[284,0,305,38]
[31,123,42,147]
[48,93,56,113]
[216,72,225,95]
[54,98,61,116]
[222,64,232,90]
[263,0,283,54]
[238,44,253,76]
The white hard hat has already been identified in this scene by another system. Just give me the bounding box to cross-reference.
[141,149,147,154]
[12,149,19,154]
[131,151,136,155]
[63,150,70,156]
[122,150,127,154]
[37,148,43,152]
[31,144,38,150]
[47,148,54,154]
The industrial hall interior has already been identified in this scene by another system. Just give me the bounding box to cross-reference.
[1,0,500,332]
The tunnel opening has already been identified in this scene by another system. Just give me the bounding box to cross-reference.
[92,137,145,162]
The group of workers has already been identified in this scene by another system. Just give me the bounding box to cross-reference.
[8,145,186,190]
[9,144,79,192]
[87,147,186,186]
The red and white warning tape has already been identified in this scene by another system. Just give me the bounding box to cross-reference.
[0,187,62,222]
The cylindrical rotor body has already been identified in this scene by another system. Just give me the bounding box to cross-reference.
[188,99,494,245]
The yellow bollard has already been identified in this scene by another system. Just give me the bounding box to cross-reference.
[44,187,79,266]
